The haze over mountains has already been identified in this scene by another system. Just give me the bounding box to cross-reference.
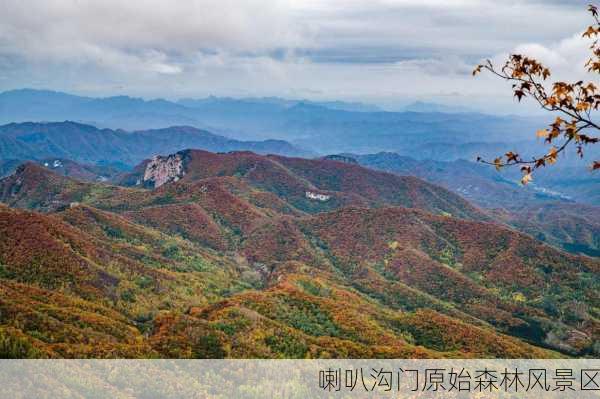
[0,121,310,166]
[0,89,384,134]
[0,89,547,152]
[0,150,597,358]
[334,153,600,257]
[345,152,600,207]
[3,89,598,166]
[0,89,597,257]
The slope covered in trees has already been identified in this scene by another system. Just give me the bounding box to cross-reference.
[0,150,597,358]
[349,152,600,256]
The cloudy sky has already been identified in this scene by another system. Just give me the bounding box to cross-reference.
[0,0,596,112]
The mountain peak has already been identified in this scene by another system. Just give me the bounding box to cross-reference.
[120,148,486,220]
[0,161,86,211]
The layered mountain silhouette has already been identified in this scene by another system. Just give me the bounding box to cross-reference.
[2,123,596,257]
[0,121,311,166]
[342,152,600,256]
[0,89,555,155]
[0,150,597,358]
[350,152,600,207]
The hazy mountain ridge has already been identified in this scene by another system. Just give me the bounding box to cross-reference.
[1,143,596,257]
[346,152,600,256]
[0,121,311,166]
[4,89,598,170]
[0,89,551,153]
[402,101,474,114]
[349,152,599,206]
[0,89,380,131]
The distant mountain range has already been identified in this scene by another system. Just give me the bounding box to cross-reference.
[0,113,597,259]
[402,101,474,114]
[0,89,380,132]
[0,149,597,358]
[345,152,599,207]
[0,121,311,166]
[0,116,596,256]
[334,152,600,256]
[0,89,543,151]
[3,89,598,168]
[178,96,383,113]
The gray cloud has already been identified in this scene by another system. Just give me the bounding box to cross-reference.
[0,0,594,113]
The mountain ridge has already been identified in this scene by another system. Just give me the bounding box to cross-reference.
[347,151,600,256]
[0,121,311,166]
[0,150,597,357]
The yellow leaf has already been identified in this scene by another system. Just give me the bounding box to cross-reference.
[583,26,597,38]
[521,173,533,185]
[547,147,558,164]
[493,157,503,171]
[512,292,527,302]
[536,129,549,138]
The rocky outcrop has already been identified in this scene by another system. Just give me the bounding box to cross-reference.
[142,153,185,188]
[305,191,330,201]
[322,154,358,164]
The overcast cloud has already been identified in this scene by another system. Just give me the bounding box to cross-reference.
[0,0,596,112]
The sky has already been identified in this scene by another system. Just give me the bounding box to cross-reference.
[0,0,596,113]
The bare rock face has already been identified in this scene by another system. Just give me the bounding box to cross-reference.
[143,154,185,188]
[322,154,358,164]
[305,191,330,202]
